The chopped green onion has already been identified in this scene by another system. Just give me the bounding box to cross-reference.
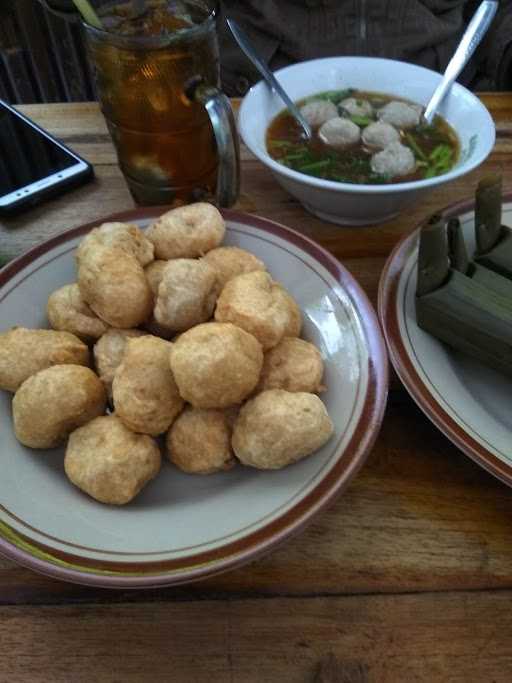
[281,152,310,162]
[298,160,332,174]
[405,133,428,162]
[268,140,297,148]
[429,144,452,162]
[304,88,354,105]
[423,144,454,178]
[349,115,372,127]
[415,122,437,135]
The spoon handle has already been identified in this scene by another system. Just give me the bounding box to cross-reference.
[423,0,498,124]
[227,18,312,139]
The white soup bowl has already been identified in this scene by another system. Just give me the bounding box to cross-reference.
[238,57,495,226]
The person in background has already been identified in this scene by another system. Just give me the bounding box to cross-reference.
[216,0,512,96]
[39,0,512,95]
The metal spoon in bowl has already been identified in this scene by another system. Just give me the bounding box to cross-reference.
[227,18,313,140]
[423,0,498,125]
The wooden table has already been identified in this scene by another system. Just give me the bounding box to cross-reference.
[0,95,511,682]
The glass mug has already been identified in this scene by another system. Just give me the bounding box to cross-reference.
[83,0,239,206]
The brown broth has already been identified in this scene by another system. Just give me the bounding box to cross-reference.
[266,89,460,185]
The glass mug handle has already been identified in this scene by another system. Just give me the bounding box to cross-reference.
[193,84,240,208]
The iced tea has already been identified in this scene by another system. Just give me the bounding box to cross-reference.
[85,0,220,205]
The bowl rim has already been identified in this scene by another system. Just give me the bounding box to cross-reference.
[0,207,389,589]
[238,56,496,195]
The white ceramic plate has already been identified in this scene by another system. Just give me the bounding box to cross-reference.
[379,198,512,485]
[0,208,387,588]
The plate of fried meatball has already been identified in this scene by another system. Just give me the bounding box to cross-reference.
[0,204,387,587]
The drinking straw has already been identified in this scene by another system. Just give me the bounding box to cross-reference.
[71,0,103,28]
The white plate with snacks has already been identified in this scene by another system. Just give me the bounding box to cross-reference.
[379,197,512,487]
[0,208,387,588]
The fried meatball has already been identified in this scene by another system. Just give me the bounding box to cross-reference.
[232,389,333,469]
[277,288,302,338]
[144,260,168,295]
[340,97,373,118]
[153,259,219,333]
[47,283,108,342]
[170,322,263,408]
[215,271,301,350]
[377,101,422,130]
[318,117,360,149]
[202,246,266,290]
[0,327,89,393]
[13,364,106,449]
[113,335,184,436]
[65,415,161,505]
[143,260,173,338]
[146,203,225,259]
[299,100,338,128]
[258,338,324,393]
[371,141,416,178]
[166,407,236,474]
[77,222,154,266]
[77,242,153,328]
[93,328,145,398]
[361,121,400,150]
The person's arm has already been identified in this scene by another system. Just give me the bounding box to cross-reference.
[465,0,512,89]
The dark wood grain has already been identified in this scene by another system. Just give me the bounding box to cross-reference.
[0,96,511,682]
[2,590,512,682]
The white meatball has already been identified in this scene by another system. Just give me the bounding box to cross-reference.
[318,117,360,149]
[377,101,421,130]
[371,142,416,178]
[362,121,400,150]
[299,100,338,128]
[340,97,373,118]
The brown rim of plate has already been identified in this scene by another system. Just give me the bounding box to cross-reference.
[378,192,512,489]
[0,207,388,588]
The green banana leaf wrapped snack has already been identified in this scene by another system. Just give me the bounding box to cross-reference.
[416,174,512,376]
[474,174,512,279]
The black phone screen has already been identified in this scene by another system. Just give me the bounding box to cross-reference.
[0,102,81,195]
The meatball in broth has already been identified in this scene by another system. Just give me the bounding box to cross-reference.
[267,88,458,184]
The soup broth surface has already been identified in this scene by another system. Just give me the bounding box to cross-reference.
[266,89,459,185]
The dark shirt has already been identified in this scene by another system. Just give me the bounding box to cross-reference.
[217,0,512,95]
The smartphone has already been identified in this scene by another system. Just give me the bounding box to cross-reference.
[0,100,94,215]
